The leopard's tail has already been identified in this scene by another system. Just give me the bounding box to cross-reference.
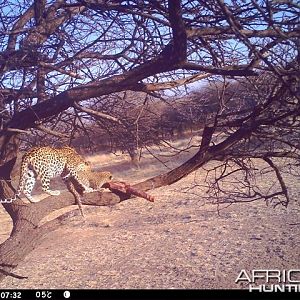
[0,155,30,203]
[0,185,21,203]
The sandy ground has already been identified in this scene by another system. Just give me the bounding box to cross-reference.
[1,138,300,289]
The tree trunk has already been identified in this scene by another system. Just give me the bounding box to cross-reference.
[128,148,141,169]
[0,118,254,282]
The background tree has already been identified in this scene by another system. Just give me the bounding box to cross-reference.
[0,0,299,280]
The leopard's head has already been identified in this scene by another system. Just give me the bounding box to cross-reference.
[91,171,113,190]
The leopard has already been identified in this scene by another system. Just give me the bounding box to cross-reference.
[65,170,113,217]
[2,146,91,203]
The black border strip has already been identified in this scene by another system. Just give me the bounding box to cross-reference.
[0,289,290,300]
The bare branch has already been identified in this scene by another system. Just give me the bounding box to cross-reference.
[263,157,289,206]
[73,102,123,125]
[39,62,83,79]
[133,73,211,91]
[0,128,32,135]
[35,124,69,138]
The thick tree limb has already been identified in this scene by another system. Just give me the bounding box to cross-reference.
[186,27,300,40]
[6,5,34,51]
[181,62,258,76]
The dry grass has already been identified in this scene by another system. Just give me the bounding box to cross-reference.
[1,137,300,289]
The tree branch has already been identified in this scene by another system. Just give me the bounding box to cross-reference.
[186,27,300,40]
[263,157,289,207]
[35,124,69,138]
[133,72,211,91]
[39,62,83,79]
[73,102,123,124]
[181,62,258,76]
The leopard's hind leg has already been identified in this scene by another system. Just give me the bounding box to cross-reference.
[22,170,39,203]
[40,172,61,196]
